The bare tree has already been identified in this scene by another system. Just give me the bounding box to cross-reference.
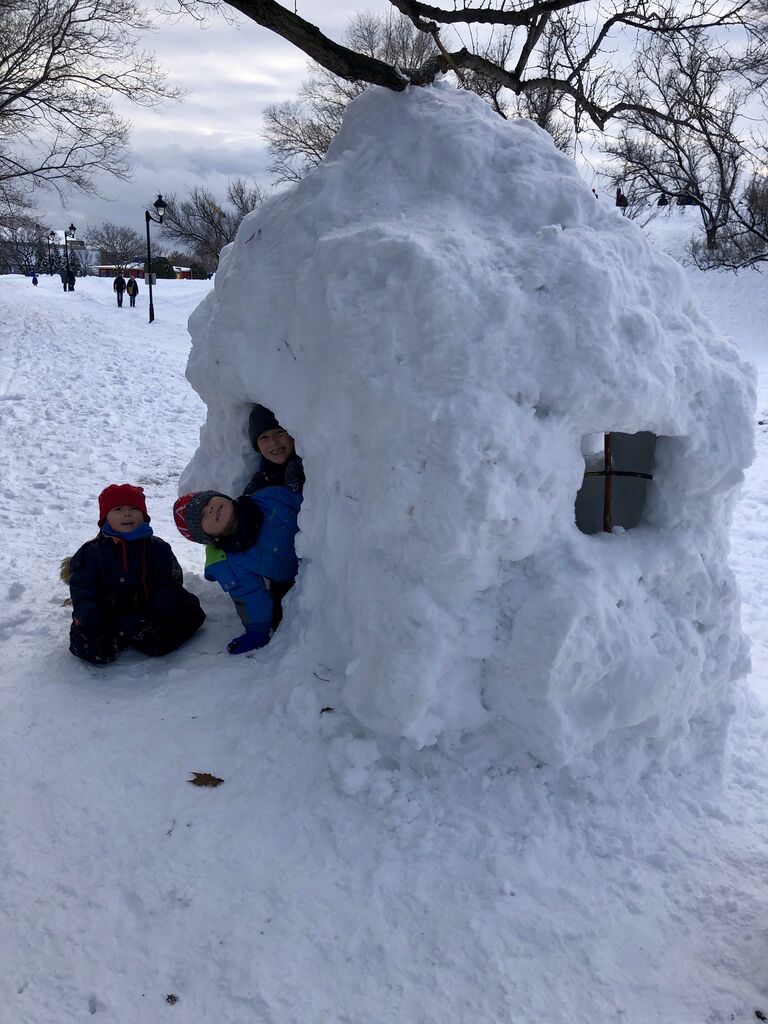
[0,213,47,274]
[685,170,768,268]
[262,96,333,185]
[602,33,748,252]
[165,247,195,265]
[0,0,181,209]
[174,0,768,136]
[160,178,266,272]
[512,20,574,152]
[602,34,753,251]
[263,12,576,183]
[263,12,437,183]
[86,222,146,271]
[461,20,574,150]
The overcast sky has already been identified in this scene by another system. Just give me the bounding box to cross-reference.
[37,1,392,240]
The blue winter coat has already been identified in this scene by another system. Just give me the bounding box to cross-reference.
[203,487,302,633]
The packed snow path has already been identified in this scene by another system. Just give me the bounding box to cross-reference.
[1,272,768,1023]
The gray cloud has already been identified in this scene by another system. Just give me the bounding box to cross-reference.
[36,0,391,232]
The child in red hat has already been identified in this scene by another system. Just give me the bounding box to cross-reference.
[64,483,205,665]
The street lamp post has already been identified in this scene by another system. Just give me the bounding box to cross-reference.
[144,194,167,324]
[63,223,76,288]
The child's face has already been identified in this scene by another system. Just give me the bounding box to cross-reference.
[105,506,144,532]
[257,428,295,465]
[202,495,237,538]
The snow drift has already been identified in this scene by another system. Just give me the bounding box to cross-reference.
[181,83,755,773]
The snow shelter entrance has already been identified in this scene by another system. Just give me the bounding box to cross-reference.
[575,431,657,534]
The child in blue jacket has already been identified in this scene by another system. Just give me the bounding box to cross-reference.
[173,486,301,655]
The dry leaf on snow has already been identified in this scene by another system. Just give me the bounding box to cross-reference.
[188,772,224,788]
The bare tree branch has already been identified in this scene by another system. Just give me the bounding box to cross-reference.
[0,0,182,207]
[219,0,409,88]
[169,0,768,135]
[602,32,747,252]
[262,12,439,183]
[160,178,266,271]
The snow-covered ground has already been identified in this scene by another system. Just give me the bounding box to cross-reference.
[2,253,768,1023]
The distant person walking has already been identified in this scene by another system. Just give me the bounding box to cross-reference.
[60,269,68,293]
[113,274,127,307]
[126,276,139,307]
[67,268,76,291]
[31,273,38,286]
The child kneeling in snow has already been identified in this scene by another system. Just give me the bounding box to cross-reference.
[173,487,301,655]
[65,484,205,665]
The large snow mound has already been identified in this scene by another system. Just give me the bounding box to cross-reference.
[182,84,755,773]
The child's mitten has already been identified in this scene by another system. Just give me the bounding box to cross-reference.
[227,628,270,655]
[88,635,120,665]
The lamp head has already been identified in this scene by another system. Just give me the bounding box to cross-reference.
[153,194,166,223]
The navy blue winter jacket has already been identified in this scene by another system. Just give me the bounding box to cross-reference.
[243,453,304,496]
[70,532,202,636]
[203,487,302,634]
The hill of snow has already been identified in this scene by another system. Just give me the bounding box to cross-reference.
[182,85,754,776]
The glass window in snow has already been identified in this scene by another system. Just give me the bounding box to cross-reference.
[575,431,656,534]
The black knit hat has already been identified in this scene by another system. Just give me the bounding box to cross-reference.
[248,404,282,450]
[173,490,230,544]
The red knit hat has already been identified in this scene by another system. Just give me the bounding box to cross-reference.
[98,483,150,526]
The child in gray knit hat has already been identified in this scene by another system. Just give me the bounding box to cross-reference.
[173,490,229,545]
[173,485,301,655]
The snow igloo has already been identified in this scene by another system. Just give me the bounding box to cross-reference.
[181,83,755,774]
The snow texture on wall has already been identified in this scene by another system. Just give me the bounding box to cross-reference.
[181,83,755,774]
